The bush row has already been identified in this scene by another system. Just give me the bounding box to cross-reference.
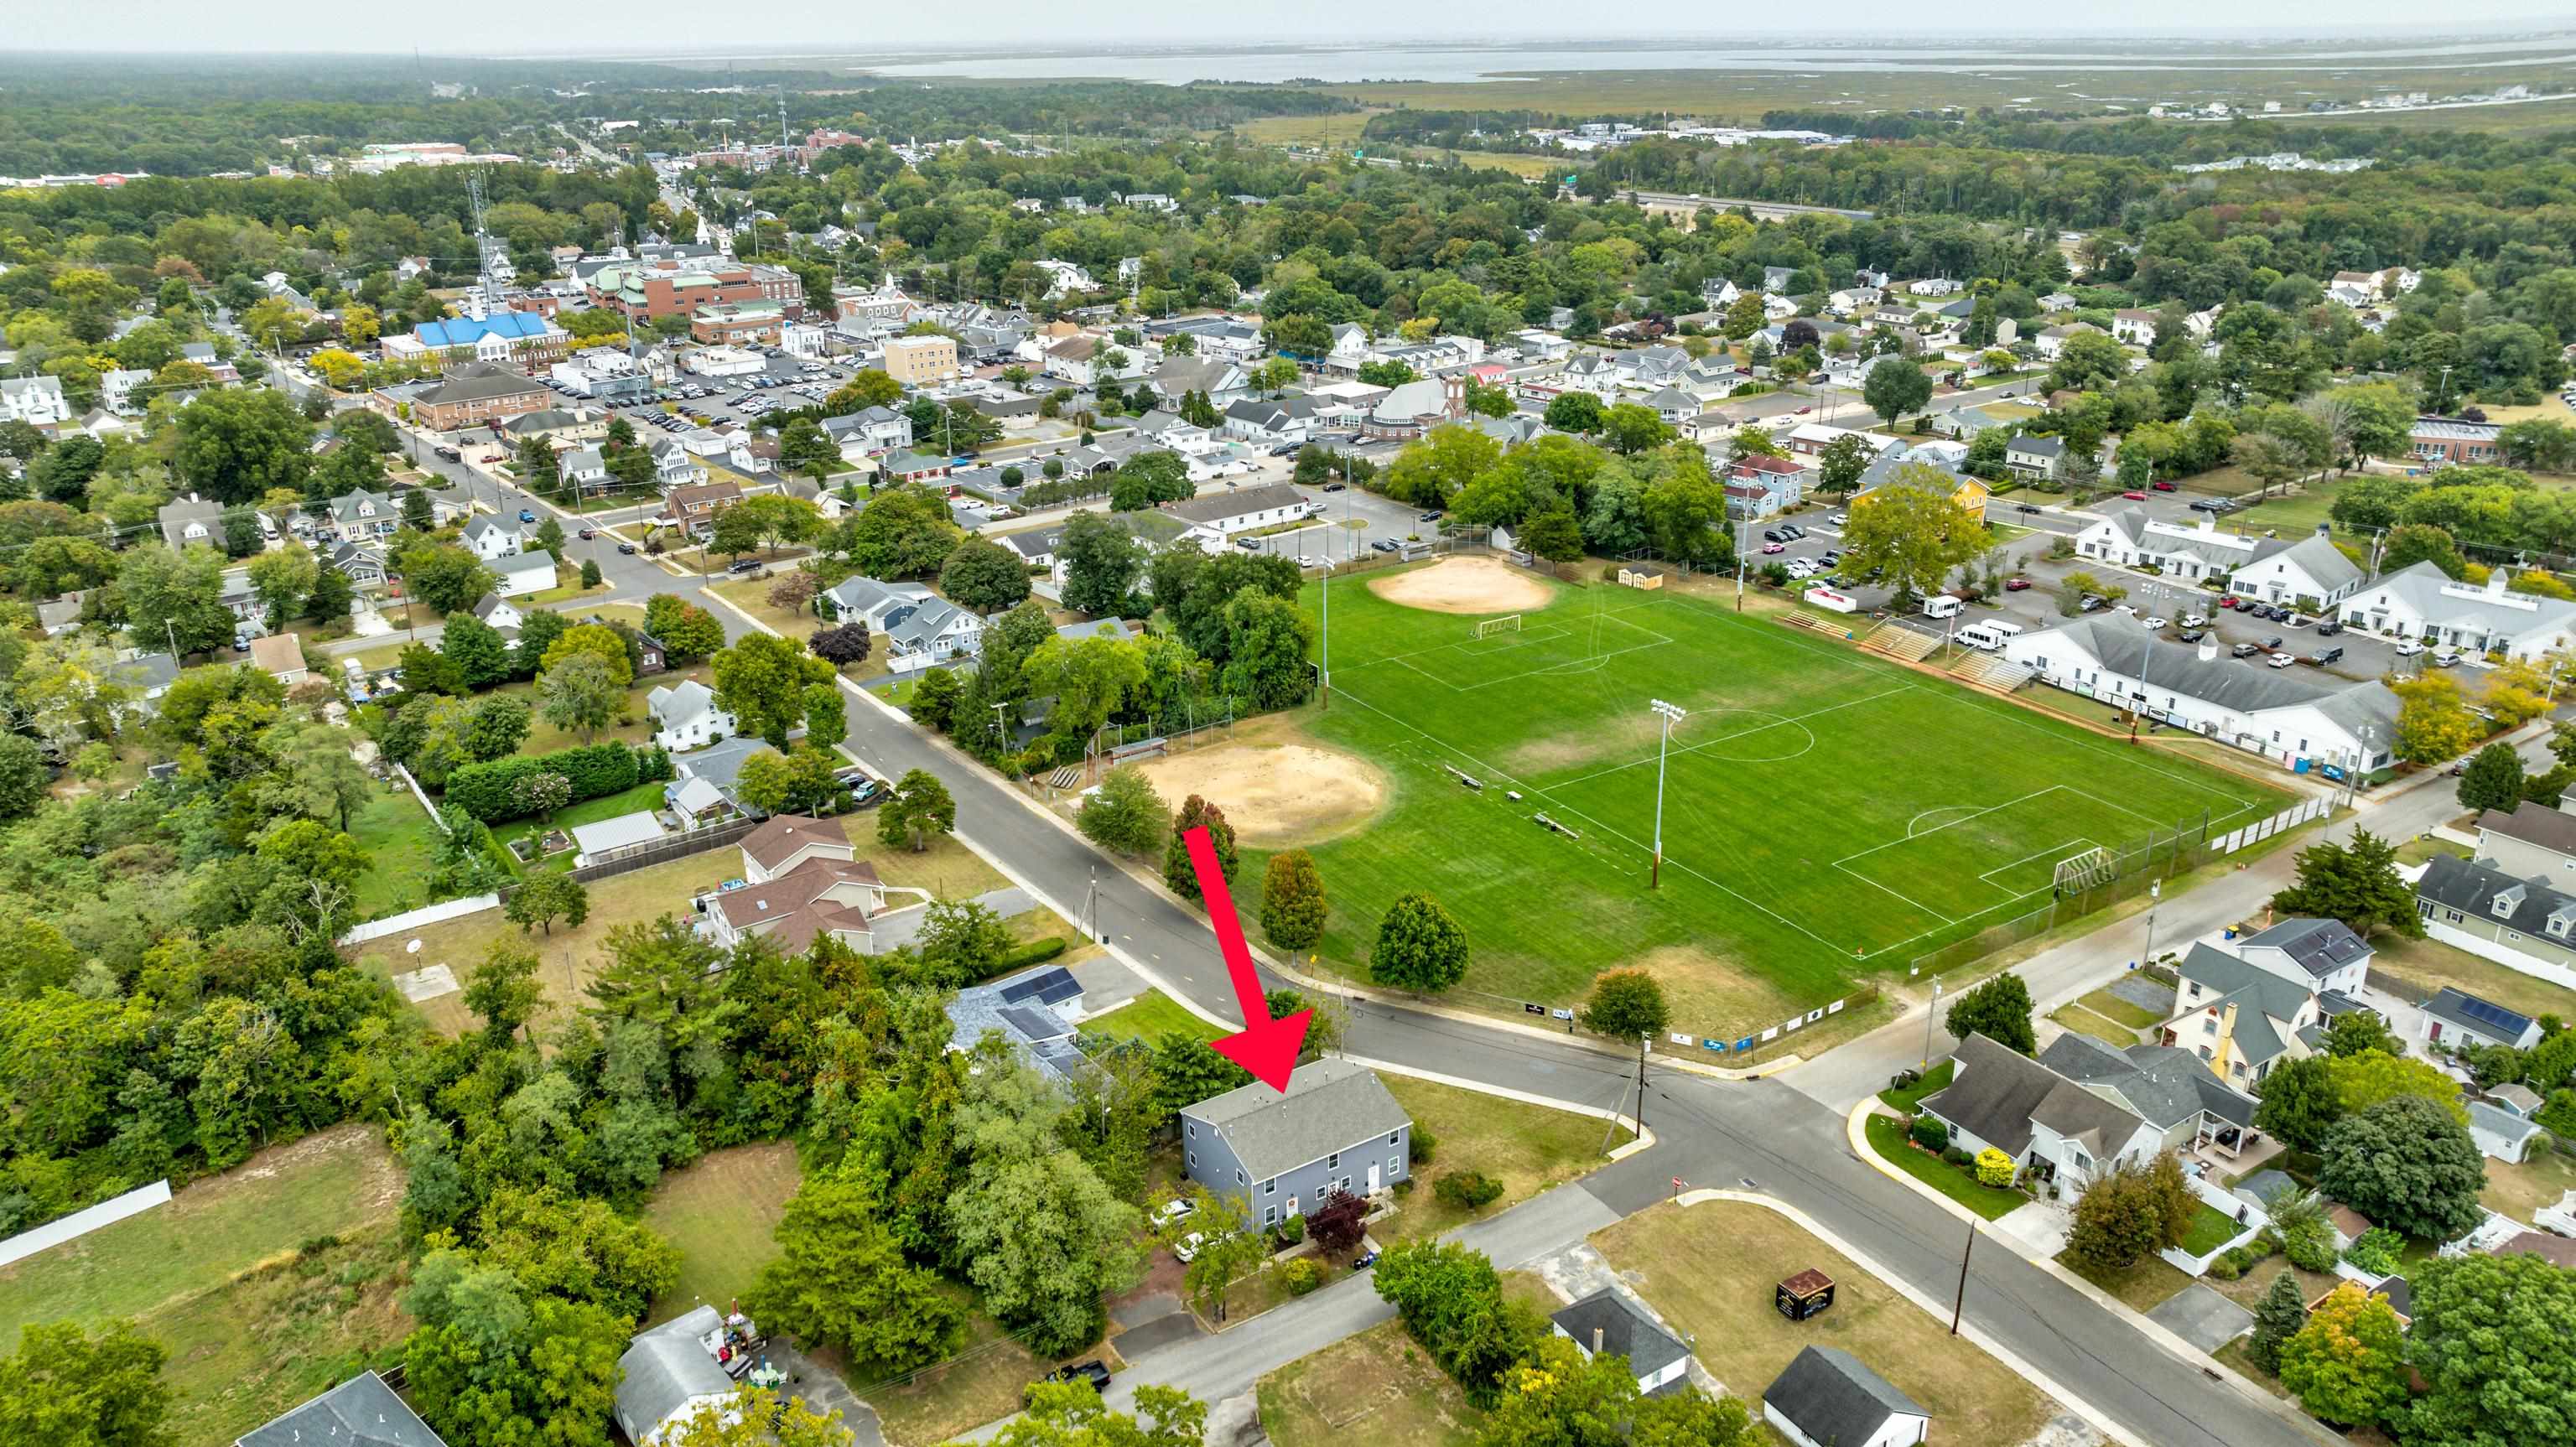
[961,936,1068,983]
[446,743,659,822]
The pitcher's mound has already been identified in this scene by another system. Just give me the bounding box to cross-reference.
[1368,555,1555,615]
[1136,743,1386,847]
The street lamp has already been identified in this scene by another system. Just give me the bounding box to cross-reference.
[1649,699,1686,889]
[1314,557,1335,711]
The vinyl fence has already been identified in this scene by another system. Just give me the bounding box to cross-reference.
[566,817,757,884]
[340,893,503,946]
[0,1180,172,1267]
[2159,1173,2267,1276]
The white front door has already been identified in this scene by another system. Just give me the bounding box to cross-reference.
[1368,1163,1382,1194]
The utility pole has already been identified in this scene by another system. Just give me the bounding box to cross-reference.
[1950,1219,1976,1335]
[1649,699,1686,888]
[1920,979,1942,1069]
[2139,879,2161,971]
[1315,556,1334,709]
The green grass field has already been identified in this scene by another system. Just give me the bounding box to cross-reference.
[1283,563,2283,1030]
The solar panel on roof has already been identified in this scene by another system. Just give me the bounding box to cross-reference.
[2451,993,2532,1034]
[996,967,1079,1007]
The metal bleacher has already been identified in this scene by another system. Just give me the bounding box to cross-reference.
[1955,654,2034,691]
[1863,625,1941,662]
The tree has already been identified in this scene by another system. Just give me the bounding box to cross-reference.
[2271,830,2423,939]
[1107,451,1195,511]
[506,871,590,937]
[1373,1239,1541,1405]
[2251,1054,2343,1152]
[877,769,956,852]
[988,1383,1207,1447]
[1813,433,1871,499]
[711,633,834,749]
[400,642,469,697]
[468,694,531,760]
[1542,391,1605,433]
[2246,1268,2308,1376]
[947,1055,1146,1356]
[2233,430,2313,500]
[2319,1010,2401,1060]
[2277,1282,2408,1429]
[839,485,962,578]
[400,544,497,616]
[1579,969,1667,1130]
[1862,356,1935,428]
[1162,795,1239,900]
[439,612,513,689]
[2063,1152,2197,1272]
[1838,464,1990,600]
[1058,511,1146,617]
[776,417,840,480]
[307,567,355,626]
[2459,741,2529,813]
[246,546,319,628]
[2328,1048,2466,1122]
[463,940,544,1043]
[747,1175,966,1371]
[643,596,726,663]
[802,683,845,750]
[1259,849,1328,950]
[2316,1092,2486,1242]
[1519,506,1586,563]
[942,536,1033,613]
[1384,426,1502,511]
[0,1319,173,1447]
[1080,766,1166,857]
[808,621,874,673]
[171,386,312,504]
[0,735,48,821]
[403,1259,626,1447]
[515,435,562,497]
[1306,1189,1368,1255]
[120,543,235,656]
[824,368,903,412]
[536,652,622,744]
[1944,972,2036,1056]
[2401,1251,2576,1447]
[1372,893,1469,993]
[2381,522,2469,578]
[1218,591,1318,711]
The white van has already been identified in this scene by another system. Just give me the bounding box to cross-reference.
[1956,621,2021,651]
[1920,594,1965,620]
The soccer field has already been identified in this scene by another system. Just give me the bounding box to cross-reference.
[1280,564,2288,1027]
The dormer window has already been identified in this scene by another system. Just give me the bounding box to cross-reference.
[2496,894,2518,918]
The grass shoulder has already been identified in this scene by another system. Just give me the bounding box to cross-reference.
[1862,1113,2025,1221]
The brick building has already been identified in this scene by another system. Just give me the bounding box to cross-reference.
[410,362,548,431]
[2409,416,2504,468]
[690,302,787,346]
[585,258,803,324]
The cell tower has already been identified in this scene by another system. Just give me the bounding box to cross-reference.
[778,86,792,161]
[465,173,496,319]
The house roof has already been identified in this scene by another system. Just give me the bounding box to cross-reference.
[948,965,1091,1081]
[415,311,554,348]
[492,548,557,580]
[2469,1100,2541,1147]
[2240,917,2371,979]
[2010,433,2067,457]
[1550,1288,1690,1380]
[709,856,883,947]
[2036,1035,2258,1130]
[1922,1031,2152,1159]
[1164,483,1309,526]
[1763,1346,1928,1447]
[2350,561,2576,641]
[248,633,304,677]
[2490,1082,2543,1114]
[741,813,850,872]
[239,1371,449,1447]
[569,810,665,857]
[2421,978,2537,1045]
[2472,801,2576,863]
[1180,1060,1412,1181]
[469,593,517,621]
[614,1307,734,1444]
[2503,1231,2576,1268]
[2018,613,2398,736]
[647,678,721,727]
[414,362,545,407]
[2173,943,2314,1065]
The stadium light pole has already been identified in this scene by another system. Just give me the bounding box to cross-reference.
[1649,699,1686,889]
[1315,557,1335,711]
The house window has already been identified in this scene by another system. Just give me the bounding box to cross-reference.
[2189,983,2201,998]
[1185,1123,1196,1138]
[1337,1177,1352,1193]
[1327,1152,1339,1171]
[1263,1205,1279,1227]
[1187,1152,1197,1169]
[1390,1156,1402,1178]
[2199,1045,2214,1061]
[2231,1061,2246,1078]
[2203,1019,2217,1035]
[1389,1131,1400,1147]
[2446,909,2464,923]
[1263,1179,1276,1196]
[1235,1170,1245,1185]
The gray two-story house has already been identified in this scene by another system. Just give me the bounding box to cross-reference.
[1179,1059,1412,1229]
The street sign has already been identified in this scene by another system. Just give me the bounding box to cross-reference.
[1524,1002,1545,1015]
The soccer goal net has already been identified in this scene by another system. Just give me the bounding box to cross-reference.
[2053,846,2116,895]
[1473,615,1524,641]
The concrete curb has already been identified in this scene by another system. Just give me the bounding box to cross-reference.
[1841,1101,2331,1443]
[1665,1188,2143,1447]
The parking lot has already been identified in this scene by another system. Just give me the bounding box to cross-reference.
[588,350,858,438]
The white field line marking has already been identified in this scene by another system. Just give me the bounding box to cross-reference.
[1546,683,1919,790]
[1980,838,2097,887]
[1831,786,2069,868]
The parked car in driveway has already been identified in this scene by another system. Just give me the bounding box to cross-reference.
[2394,640,2424,656]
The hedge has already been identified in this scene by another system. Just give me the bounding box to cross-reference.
[962,936,1068,983]
[445,743,652,822]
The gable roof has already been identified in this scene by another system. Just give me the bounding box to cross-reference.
[708,857,883,952]
[741,813,850,872]
[2018,613,2398,734]
[2418,853,2576,951]
[1920,1031,2153,1158]
[413,362,545,407]
[2174,943,2314,1064]
[2422,981,2537,1044]
[2038,1034,2257,1129]
[647,678,721,726]
[1164,483,1309,526]
[1180,1059,1411,1180]
[2239,917,2371,979]
[2472,801,2576,863]
[492,548,557,579]
[248,633,304,677]
[2350,560,2576,641]
[1763,1346,1927,1446]
[614,1307,734,1444]
[2267,532,2364,594]
[238,1371,448,1447]
[1550,1288,1690,1379]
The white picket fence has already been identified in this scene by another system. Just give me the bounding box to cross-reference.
[2211,796,2334,857]
[0,1180,172,1267]
[2158,1173,2268,1276]
[339,892,502,947]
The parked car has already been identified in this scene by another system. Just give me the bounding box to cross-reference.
[2080,594,2107,612]
[1370,539,1400,553]
[2152,480,2179,491]
[2267,653,2296,668]
[1029,1361,1111,1403]
[2308,646,2345,666]
[433,445,462,461]
[2315,620,2343,636]
[1762,529,1784,543]
[2179,629,2206,643]
[2393,640,2424,656]
[1173,1232,1208,1263]
[1828,512,1849,526]
[1418,510,1444,523]
[1779,524,1805,541]
[728,558,764,576]
[2137,616,2167,630]
[2433,647,2461,666]
[2122,490,2148,500]
[2004,577,2032,591]
[2231,642,2262,658]
[1322,481,1346,492]
[2180,614,2208,629]
[1762,542,1786,554]
[2261,635,2283,650]
[1235,537,1265,552]
[1155,1199,1197,1226]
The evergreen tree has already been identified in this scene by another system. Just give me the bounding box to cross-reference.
[2272,830,2424,939]
[1162,796,1238,901]
[2458,742,2527,814]
[1259,849,1327,950]
[2247,1268,2308,1375]
[1943,972,2036,1055]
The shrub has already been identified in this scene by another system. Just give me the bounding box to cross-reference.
[1941,1145,1971,1166]
[1974,1148,2014,1188]
[1280,1258,1322,1296]
[1433,1171,1504,1211]
[1910,1116,1949,1152]
[2342,1227,2404,1277]
[2209,1254,2243,1281]
[444,742,641,822]
[1275,1214,1306,1247]
[1409,1129,1436,1166]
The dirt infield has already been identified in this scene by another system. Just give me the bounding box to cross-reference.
[1367,555,1555,615]
[1136,741,1388,847]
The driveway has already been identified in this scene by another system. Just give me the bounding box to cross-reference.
[765,1338,887,1447]
[2146,1284,2255,1355]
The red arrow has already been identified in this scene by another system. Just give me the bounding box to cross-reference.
[1184,825,1311,1092]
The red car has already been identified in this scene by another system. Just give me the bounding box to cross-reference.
[2122,490,2148,500]
[2219,597,2241,609]
[2004,577,2033,591]
[2152,480,2179,491]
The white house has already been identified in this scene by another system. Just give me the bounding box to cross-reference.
[1919,1033,2162,1190]
[2032,323,2102,360]
[102,367,154,416]
[470,593,525,632]
[2111,309,2159,347]
[1763,1346,1930,1447]
[819,576,984,660]
[2235,917,2374,1000]
[2003,615,2397,775]
[563,447,608,489]
[647,678,735,750]
[2075,508,2362,609]
[460,516,525,561]
[1547,1289,1690,1396]
[613,1306,745,1447]
[2339,563,2576,661]
[2414,852,2576,993]
[490,549,558,598]
[2158,943,2347,1088]
[1160,483,1316,542]
[0,376,70,426]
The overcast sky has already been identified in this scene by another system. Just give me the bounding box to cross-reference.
[3,3,2570,56]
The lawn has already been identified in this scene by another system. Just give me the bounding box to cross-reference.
[501,663,717,755]
[2395,836,2472,868]
[1259,1319,1480,1447]
[1592,1199,2056,1443]
[154,1227,413,1447]
[2075,986,2166,1029]
[1081,988,1220,1046]
[346,781,451,920]
[346,832,1009,1031]
[2058,1248,2194,1313]
[641,1140,802,1325]
[2367,931,2576,1027]
[511,779,675,871]
[2178,1203,2245,1257]
[1377,1074,1618,1242]
[1878,1059,1952,1112]
[2049,1004,2140,1046]
[2220,480,2341,538]
[1862,1114,2025,1221]
[2481,1146,2576,1224]
[1280,563,2285,1039]
[863,1303,1048,1447]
